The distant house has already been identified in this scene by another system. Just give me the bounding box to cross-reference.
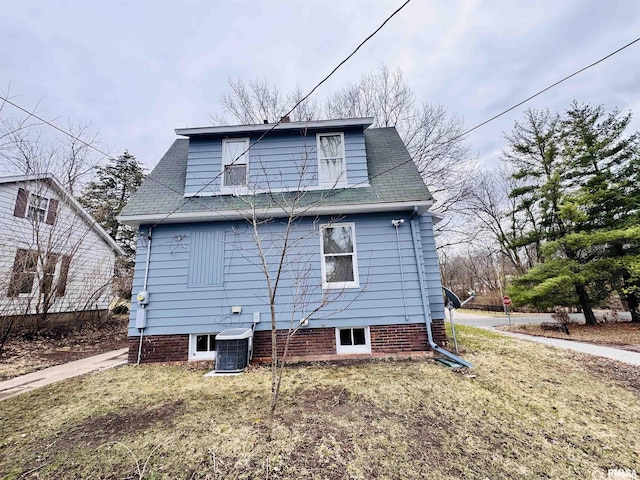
[0,174,123,322]
[119,117,468,367]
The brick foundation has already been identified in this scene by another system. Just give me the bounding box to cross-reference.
[431,318,447,347]
[253,327,337,359]
[129,320,448,364]
[128,334,189,363]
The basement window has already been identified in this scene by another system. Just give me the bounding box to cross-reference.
[336,327,371,355]
[189,333,217,361]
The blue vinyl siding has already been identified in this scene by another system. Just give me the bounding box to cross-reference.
[128,211,444,337]
[419,214,446,320]
[188,230,224,287]
[184,128,368,195]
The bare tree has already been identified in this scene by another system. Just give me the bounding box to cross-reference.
[0,91,105,194]
[212,66,476,244]
[464,166,539,275]
[222,146,365,414]
[325,66,476,229]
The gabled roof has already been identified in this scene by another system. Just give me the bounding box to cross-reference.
[119,126,433,227]
[0,174,124,255]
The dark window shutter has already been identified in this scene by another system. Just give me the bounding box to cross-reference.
[7,250,25,297]
[13,188,29,218]
[8,249,37,297]
[56,255,72,296]
[46,199,58,225]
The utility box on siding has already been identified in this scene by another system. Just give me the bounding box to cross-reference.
[215,328,253,373]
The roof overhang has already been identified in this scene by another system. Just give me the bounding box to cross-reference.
[175,117,374,137]
[118,199,433,229]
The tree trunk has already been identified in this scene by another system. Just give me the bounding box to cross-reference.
[575,283,597,325]
[625,292,640,323]
[270,304,278,415]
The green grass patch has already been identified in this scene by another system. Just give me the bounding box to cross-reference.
[1,326,639,479]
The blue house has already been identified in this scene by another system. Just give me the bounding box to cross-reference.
[119,117,467,367]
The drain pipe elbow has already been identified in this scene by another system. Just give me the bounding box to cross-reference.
[409,210,472,368]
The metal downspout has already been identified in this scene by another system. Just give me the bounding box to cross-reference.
[409,209,472,368]
[137,227,152,366]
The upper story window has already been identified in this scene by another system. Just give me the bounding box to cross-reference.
[320,223,359,289]
[222,138,249,188]
[317,133,346,187]
[28,194,49,222]
[13,187,58,225]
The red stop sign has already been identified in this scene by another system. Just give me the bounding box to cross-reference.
[503,296,512,306]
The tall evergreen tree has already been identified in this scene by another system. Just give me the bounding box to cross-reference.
[506,104,640,323]
[80,150,145,258]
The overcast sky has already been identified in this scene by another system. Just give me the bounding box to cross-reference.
[2,0,639,171]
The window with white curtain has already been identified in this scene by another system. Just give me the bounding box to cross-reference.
[317,133,346,186]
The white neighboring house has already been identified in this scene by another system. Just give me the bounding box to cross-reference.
[0,174,123,319]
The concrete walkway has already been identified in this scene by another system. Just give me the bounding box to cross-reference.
[491,329,640,366]
[0,348,128,401]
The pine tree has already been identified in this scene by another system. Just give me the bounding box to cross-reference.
[80,150,145,259]
[506,104,640,323]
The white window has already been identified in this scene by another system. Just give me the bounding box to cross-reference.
[336,327,371,354]
[320,223,359,289]
[317,133,346,186]
[28,194,49,222]
[189,333,217,361]
[221,138,249,188]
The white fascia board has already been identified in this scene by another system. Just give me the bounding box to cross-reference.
[175,117,374,137]
[117,200,433,228]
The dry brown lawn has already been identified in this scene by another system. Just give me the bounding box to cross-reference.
[1,326,639,479]
[501,322,640,351]
[0,315,128,381]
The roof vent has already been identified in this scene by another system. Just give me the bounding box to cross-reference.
[280,115,290,123]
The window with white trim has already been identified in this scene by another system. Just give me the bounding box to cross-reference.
[336,327,371,354]
[317,133,346,186]
[221,138,249,188]
[189,333,217,360]
[28,194,49,222]
[320,223,359,289]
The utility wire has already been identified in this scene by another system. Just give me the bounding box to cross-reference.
[0,0,412,229]
[144,0,413,227]
[1,23,637,226]
[325,34,640,196]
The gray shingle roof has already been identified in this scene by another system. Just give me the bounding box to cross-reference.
[120,127,431,221]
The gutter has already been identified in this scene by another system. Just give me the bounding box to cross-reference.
[117,200,433,228]
[409,208,472,368]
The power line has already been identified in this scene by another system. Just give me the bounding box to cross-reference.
[0,0,413,229]
[145,0,412,227]
[0,95,118,161]
[1,14,636,227]
[456,35,640,139]
[328,34,640,194]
